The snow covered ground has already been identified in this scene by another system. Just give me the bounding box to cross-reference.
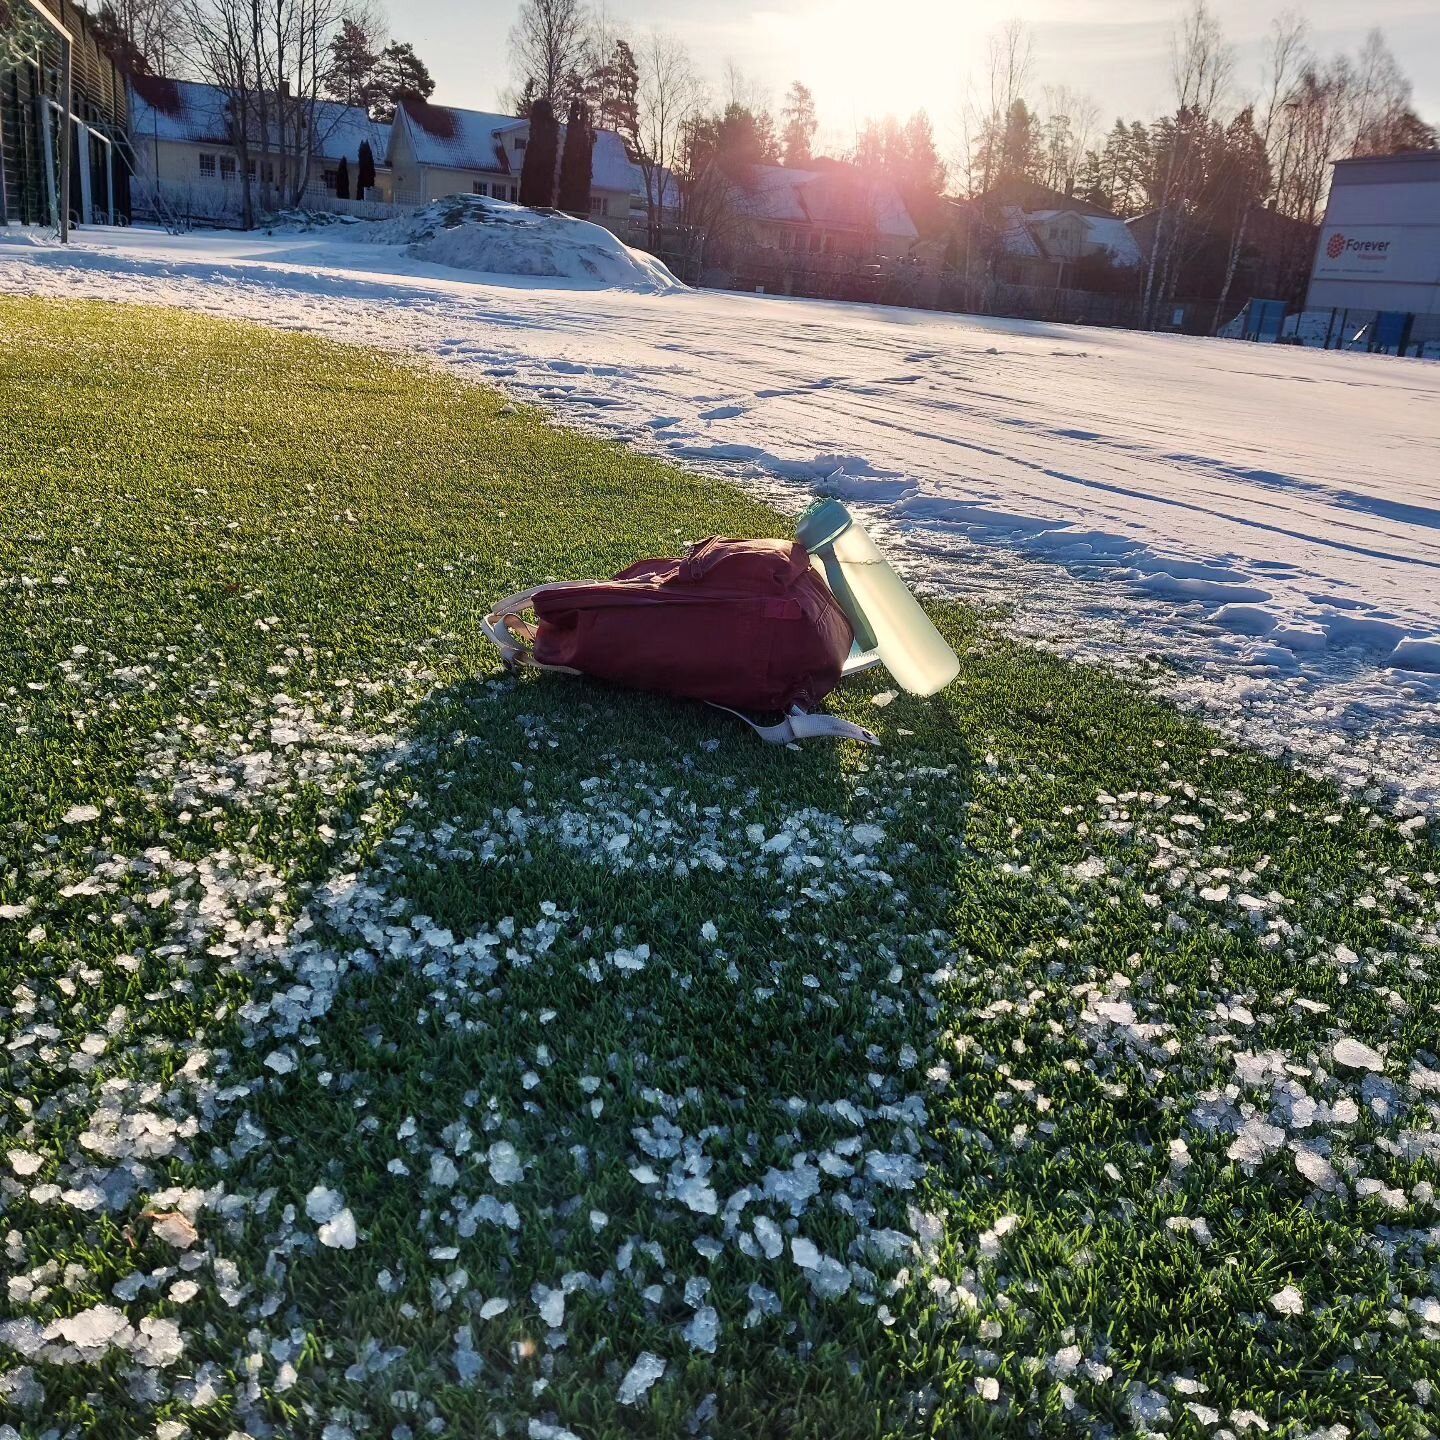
[3,224,1438,811]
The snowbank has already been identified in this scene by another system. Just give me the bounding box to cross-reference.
[351,195,681,293]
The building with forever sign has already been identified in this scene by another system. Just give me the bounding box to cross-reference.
[1306,151,1440,325]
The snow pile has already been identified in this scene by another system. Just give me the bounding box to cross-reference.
[351,195,681,293]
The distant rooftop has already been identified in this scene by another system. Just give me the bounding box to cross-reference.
[127,75,389,162]
[396,100,642,194]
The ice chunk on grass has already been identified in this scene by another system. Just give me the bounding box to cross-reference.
[617,1351,666,1405]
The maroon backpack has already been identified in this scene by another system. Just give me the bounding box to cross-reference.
[481,537,878,744]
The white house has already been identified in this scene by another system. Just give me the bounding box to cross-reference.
[386,99,644,232]
[722,163,918,258]
[127,74,391,219]
[998,203,1142,283]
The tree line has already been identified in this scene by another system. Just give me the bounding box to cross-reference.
[505,0,954,254]
[508,0,1434,307]
[960,6,1434,320]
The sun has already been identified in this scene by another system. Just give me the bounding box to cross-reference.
[755,0,1008,139]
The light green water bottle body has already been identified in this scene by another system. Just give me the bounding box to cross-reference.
[797,500,960,698]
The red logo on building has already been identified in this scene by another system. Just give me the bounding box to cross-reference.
[1326,233,1345,259]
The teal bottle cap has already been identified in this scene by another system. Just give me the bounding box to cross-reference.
[796,498,853,552]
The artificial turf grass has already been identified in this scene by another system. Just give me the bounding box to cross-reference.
[1,297,1437,1440]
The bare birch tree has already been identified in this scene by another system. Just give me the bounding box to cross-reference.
[176,0,262,226]
[509,0,590,104]
[178,0,351,221]
[1141,0,1232,326]
[634,30,703,252]
[970,20,1032,196]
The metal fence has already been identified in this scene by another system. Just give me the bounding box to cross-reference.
[1285,307,1440,359]
[129,175,414,229]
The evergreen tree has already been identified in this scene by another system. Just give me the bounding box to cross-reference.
[520,98,560,206]
[557,97,594,212]
[714,103,781,168]
[1000,99,1041,185]
[513,77,540,118]
[334,156,350,200]
[854,115,905,172]
[903,110,947,197]
[325,18,380,110]
[370,43,436,123]
[781,81,817,166]
[88,3,156,75]
[1076,148,1107,209]
[590,39,640,142]
[356,141,377,198]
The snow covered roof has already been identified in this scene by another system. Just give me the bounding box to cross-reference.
[314,105,390,165]
[728,164,918,241]
[998,205,1044,259]
[396,101,642,195]
[999,205,1142,267]
[127,76,388,164]
[1080,214,1142,266]
[128,76,227,146]
[397,100,513,172]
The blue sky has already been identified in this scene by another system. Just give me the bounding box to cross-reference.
[396,0,1440,157]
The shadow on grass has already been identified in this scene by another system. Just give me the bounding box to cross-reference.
[214,660,979,1439]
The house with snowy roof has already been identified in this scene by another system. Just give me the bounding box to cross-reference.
[716,162,918,259]
[386,99,645,234]
[992,201,1142,286]
[127,74,391,216]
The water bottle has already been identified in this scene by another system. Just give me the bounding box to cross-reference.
[796,499,959,697]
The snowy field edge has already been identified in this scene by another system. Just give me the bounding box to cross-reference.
[3,224,1437,814]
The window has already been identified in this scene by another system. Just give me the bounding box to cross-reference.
[219,155,236,182]
[322,169,337,188]
[199,152,216,178]
[472,181,488,196]
[246,159,256,178]
[589,196,605,216]
[513,137,527,151]
[808,232,822,254]
[509,186,518,201]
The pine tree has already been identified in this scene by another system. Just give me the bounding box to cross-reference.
[356,141,376,199]
[590,39,639,141]
[781,82,817,166]
[370,43,437,123]
[557,97,594,213]
[714,103,780,168]
[1076,149,1107,209]
[325,19,380,110]
[1000,99,1041,186]
[334,156,350,200]
[903,111,946,197]
[520,98,560,206]
[514,77,540,118]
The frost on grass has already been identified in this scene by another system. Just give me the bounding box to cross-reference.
[0,663,958,1434]
[5,503,1440,1439]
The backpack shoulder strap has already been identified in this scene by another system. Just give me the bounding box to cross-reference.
[710,705,880,748]
[481,584,593,673]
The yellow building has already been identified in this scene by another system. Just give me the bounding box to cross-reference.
[387,99,643,234]
[127,74,391,224]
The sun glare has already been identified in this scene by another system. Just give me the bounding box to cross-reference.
[760,0,1006,138]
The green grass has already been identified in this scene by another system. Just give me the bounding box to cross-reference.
[1,297,1437,1440]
